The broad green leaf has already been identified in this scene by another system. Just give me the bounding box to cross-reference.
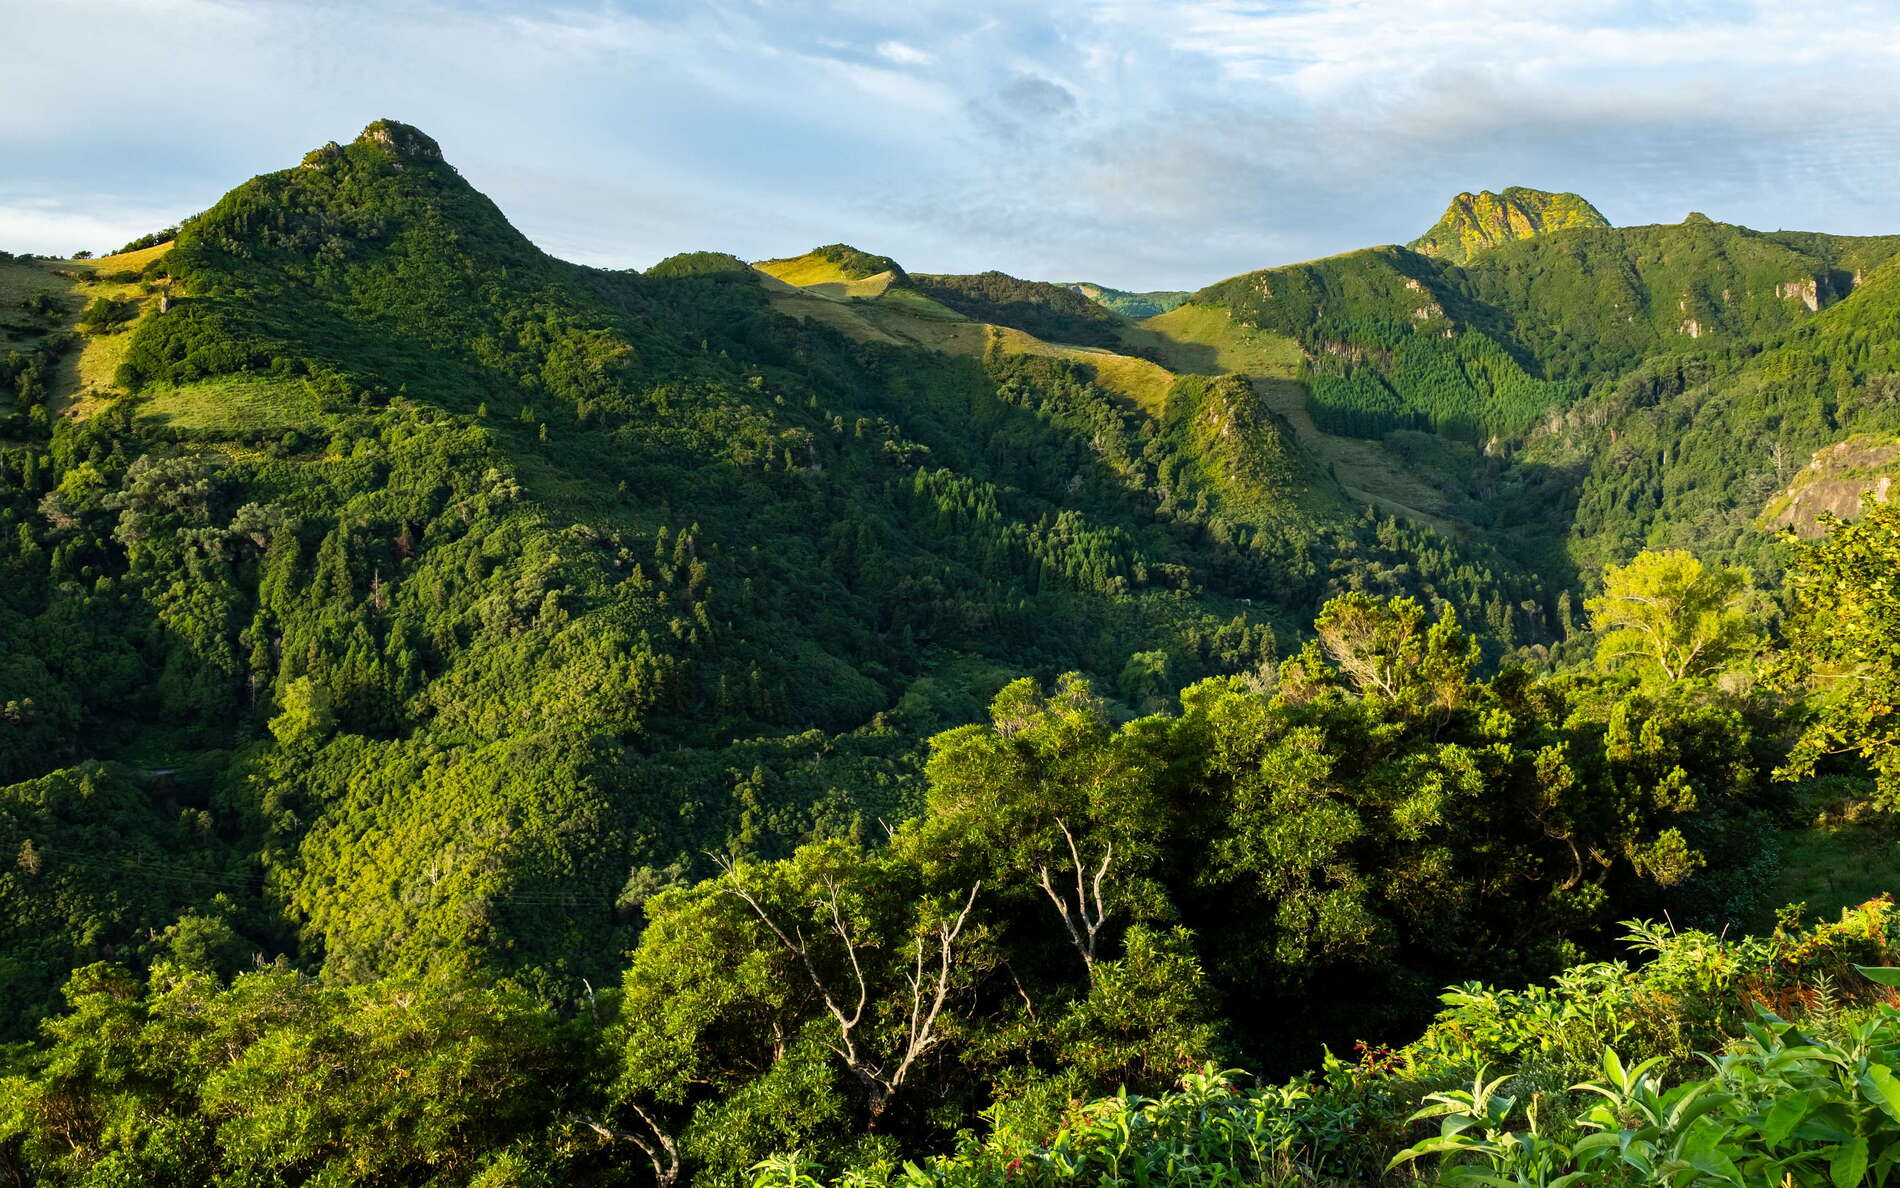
[1866,1064,1900,1124]
[1833,1137,1869,1188]
[1857,965,1900,988]
[1764,1092,1811,1147]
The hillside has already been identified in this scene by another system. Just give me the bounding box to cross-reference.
[0,122,1565,1036]
[6,122,1900,1186]
[1066,281,1191,317]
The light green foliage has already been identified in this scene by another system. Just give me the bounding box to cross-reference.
[908,272,1125,349]
[1586,550,1761,685]
[0,962,584,1186]
[5,117,1900,1188]
[1781,502,1900,805]
[800,900,1900,1188]
[1063,282,1190,318]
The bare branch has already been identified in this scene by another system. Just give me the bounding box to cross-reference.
[881,881,980,1105]
[626,1102,680,1188]
[718,854,981,1121]
[717,857,864,1071]
[1037,818,1112,972]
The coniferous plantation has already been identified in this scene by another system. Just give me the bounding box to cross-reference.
[2,121,1900,1186]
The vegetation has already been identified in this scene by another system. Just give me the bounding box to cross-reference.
[909,272,1125,349]
[1408,187,1609,265]
[1064,282,1191,318]
[2,120,1900,1186]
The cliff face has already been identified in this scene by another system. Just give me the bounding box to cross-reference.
[1409,187,1610,264]
[1761,434,1900,537]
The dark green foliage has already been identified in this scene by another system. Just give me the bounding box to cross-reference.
[910,272,1125,348]
[808,244,906,281]
[647,251,753,279]
[1305,329,1576,442]
[1064,283,1190,318]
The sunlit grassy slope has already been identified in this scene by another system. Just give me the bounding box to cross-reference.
[0,243,174,419]
[755,261,1176,414]
[1130,302,1459,528]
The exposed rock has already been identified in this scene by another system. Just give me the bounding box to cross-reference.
[355,120,443,162]
[1409,187,1611,264]
[1776,277,1821,312]
[1762,434,1900,536]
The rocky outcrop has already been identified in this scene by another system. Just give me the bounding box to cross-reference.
[1761,435,1900,537]
[355,119,444,162]
[1776,277,1822,312]
[1409,187,1611,264]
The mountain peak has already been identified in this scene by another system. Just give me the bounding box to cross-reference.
[1409,187,1609,264]
[353,119,444,162]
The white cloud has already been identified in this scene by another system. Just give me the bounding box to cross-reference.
[0,199,183,258]
[875,40,935,66]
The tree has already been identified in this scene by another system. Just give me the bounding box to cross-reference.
[911,675,1169,973]
[1303,593,1480,713]
[1585,550,1760,685]
[1779,503,1900,806]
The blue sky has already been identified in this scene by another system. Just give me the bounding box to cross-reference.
[3,0,1897,290]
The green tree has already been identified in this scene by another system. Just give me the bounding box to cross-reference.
[1779,503,1900,806]
[1585,550,1760,685]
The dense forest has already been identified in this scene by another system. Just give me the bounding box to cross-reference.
[2,121,1900,1186]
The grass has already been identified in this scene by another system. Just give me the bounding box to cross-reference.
[0,242,176,419]
[141,375,321,431]
[756,273,1177,414]
[1756,777,1900,929]
[752,253,899,299]
[1126,303,1459,528]
[1122,303,1307,378]
[0,257,78,355]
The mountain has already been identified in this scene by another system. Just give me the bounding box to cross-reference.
[0,120,1560,1033]
[4,121,1900,1186]
[1407,185,1610,263]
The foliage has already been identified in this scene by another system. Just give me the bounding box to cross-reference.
[4,119,1900,1188]
[1586,549,1763,686]
[909,272,1125,349]
[1780,502,1900,806]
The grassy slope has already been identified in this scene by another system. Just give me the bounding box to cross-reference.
[0,243,175,419]
[757,263,1178,415]
[1128,302,1460,528]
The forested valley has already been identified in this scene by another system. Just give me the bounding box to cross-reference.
[3,124,1900,1186]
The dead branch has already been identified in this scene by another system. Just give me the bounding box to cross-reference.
[719,855,980,1119]
[1036,817,1112,972]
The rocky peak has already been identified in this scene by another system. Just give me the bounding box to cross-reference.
[354,120,444,162]
[1409,187,1610,264]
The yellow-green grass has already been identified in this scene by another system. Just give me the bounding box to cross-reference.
[756,266,1177,414]
[141,376,320,431]
[751,254,899,298]
[1128,303,1457,527]
[0,242,176,418]
[0,258,79,355]
[1124,303,1307,379]
[758,281,909,345]
[984,326,1174,415]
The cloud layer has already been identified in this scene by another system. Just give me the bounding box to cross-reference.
[2,0,1896,289]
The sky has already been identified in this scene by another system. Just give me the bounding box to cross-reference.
[2,0,1898,291]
